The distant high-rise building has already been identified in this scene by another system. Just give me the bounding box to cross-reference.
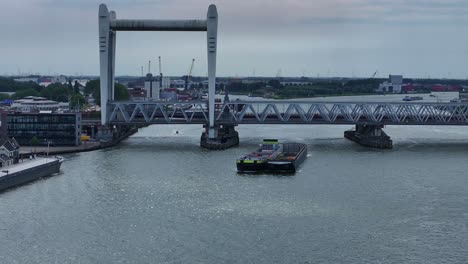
[161,76,171,89]
[389,75,403,85]
[376,74,403,93]
[144,74,160,100]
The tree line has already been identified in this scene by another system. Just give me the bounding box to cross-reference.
[83,79,129,104]
[225,78,384,98]
[0,77,42,92]
[0,77,129,109]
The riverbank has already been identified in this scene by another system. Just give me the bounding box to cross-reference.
[225,92,459,103]
[270,92,377,99]
[227,91,383,100]
[19,126,140,156]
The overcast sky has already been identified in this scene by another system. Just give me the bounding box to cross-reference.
[1,0,467,78]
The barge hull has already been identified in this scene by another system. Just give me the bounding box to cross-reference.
[237,143,307,173]
[266,162,296,172]
[268,143,308,173]
[0,159,62,192]
[236,162,267,172]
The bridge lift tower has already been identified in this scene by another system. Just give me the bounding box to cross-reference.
[98,4,219,140]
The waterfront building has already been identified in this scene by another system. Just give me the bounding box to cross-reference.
[53,75,68,84]
[144,74,160,100]
[171,79,187,89]
[160,88,178,101]
[127,87,146,100]
[376,75,403,93]
[10,96,69,113]
[71,79,89,87]
[13,77,39,83]
[0,137,20,167]
[460,92,468,101]
[161,76,171,89]
[0,111,7,138]
[6,112,81,146]
[38,80,53,87]
[280,81,312,86]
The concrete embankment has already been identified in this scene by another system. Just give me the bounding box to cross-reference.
[20,126,140,156]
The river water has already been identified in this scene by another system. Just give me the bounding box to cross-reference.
[1,95,468,263]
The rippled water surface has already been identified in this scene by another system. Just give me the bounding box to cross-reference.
[1,96,468,263]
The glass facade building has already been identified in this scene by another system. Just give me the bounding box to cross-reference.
[7,113,81,146]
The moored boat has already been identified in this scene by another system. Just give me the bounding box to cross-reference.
[236,139,307,173]
[0,156,64,192]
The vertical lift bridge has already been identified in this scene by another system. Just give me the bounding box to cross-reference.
[98,4,218,138]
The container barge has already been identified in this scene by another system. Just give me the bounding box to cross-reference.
[0,156,63,192]
[236,139,307,173]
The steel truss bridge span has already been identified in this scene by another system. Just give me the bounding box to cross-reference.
[107,101,468,126]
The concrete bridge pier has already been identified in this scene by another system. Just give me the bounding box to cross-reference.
[344,125,393,149]
[96,125,114,141]
[200,124,239,150]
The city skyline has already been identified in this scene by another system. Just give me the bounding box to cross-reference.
[0,0,467,78]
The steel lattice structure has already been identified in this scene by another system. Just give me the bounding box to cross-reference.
[107,101,468,126]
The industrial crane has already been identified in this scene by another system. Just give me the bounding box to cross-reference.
[184,58,195,90]
[158,56,163,88]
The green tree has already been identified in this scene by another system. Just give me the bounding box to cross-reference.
[115,83,130,101]
[70,93,86,110]
[84,79,99,95]
[74,81,80,94]
[30,136,40,153]
[0,77,42,92]
[268,79,282,89]
[84,80,129,105]
[0,93,10,101]
[84,80,100,103]
[68,80,73,91]
[40,83,71,102]
[12,88,40,99]
[30,136,39,145]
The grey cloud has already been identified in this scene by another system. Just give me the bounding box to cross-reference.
[0,0,467,78]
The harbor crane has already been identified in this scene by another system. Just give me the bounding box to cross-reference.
[158,56,163,88]
[184,58,195,90]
